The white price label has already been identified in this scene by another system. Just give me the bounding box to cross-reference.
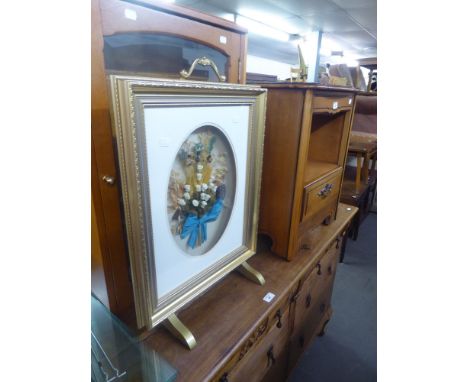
[332,101,338,110]
[220,35,227,44]
[348,98,352,105]
[263,292,276,303]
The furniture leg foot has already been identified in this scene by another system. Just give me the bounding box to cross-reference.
[236,261,265,286]
[163,313,197,350]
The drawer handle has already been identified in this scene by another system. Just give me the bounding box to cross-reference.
[335,238,341,249]
[317,263,322,275]
[219,373,228,382]
[267,346,276,366]
[317,183,333,198]
[274,309,283,328]
[180,56,226,82]
[327,265,333,275]
[306,293,312,308]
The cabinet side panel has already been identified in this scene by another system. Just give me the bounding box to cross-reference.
[92,0,135,318]
[259,89,304,258]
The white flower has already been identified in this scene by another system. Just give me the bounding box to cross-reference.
[192,199,199,207]
[201,201,207,208]
[184,192,191,200]
[210,176,215,181]
[196,173,202,181]
[197,164,204,171]
[178,198,186,206]
[195,184,201,192]
[184,184,191,192]
[201,183,208,191]
[200,193,207,201]
[204,193,211,201]
[211,185,217,192]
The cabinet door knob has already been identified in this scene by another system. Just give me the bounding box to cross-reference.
[267,346,276,366]
[102,175,115,185]
[274,309,283,328]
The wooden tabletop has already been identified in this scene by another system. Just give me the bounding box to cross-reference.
[348,132,377,155]
[142,204,358,381]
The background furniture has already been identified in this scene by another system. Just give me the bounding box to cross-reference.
[141,204,357,382]
[92,0,248,323]
[258,83,356,260]
[340,94,377,249]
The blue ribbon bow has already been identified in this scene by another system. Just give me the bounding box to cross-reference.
[180,198,224,249]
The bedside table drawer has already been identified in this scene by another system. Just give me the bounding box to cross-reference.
[302,170,342,222]
[313,95,353,112]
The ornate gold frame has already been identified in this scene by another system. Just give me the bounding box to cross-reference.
[109,76,267,330]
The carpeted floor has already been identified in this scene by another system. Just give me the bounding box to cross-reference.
[289,212,377,382]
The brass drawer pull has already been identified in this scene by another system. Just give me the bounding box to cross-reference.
[267,346,276,366]
[274,309,283,328]
[317,183,333,198]
[180,56,226,82]
[306,293,312,308]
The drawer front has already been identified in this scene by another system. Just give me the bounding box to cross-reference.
[313,95,354,112]
[214,294,291,382]
[302,170,342,222]
[288,234,342,370]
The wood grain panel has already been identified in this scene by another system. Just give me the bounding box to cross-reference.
[258,89,304,257]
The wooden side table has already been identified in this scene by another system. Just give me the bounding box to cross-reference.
[347,132,377,190]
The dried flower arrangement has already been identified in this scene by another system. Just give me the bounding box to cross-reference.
[167,127,229,249]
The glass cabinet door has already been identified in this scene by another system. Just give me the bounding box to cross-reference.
[103,32,229,82]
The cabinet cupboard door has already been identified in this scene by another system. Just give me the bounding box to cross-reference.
[99,0,246,83]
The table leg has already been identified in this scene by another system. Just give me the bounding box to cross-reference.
[370,153,377,178]
[362,154,370,184]
[355,153,362,191]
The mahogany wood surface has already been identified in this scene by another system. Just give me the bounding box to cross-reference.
[124,0,248,34]
[99,0,245,84]
[91,0,249,324]
[142,204,357,382]
[92,0,135,319]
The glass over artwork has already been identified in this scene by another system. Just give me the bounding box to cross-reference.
[167,125,236,255]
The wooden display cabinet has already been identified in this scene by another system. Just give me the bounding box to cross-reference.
[91,0,248,321]
[259,83,356,260]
